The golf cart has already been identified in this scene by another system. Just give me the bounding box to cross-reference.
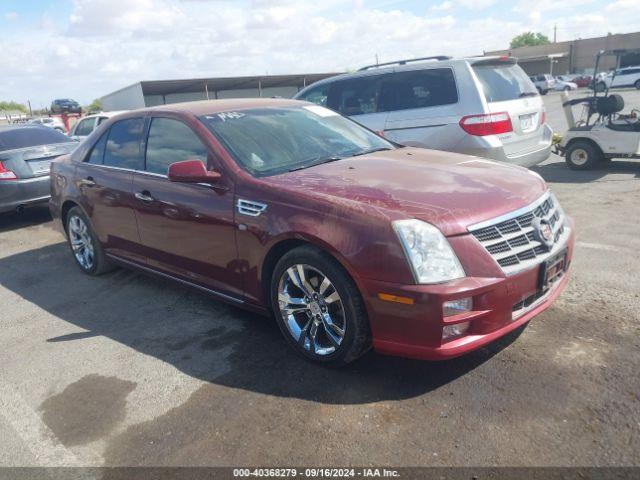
[555,49,640,170]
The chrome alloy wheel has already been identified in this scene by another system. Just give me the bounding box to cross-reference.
[277,264,346,356]
[68,215,95,270]
[570,148,588,166]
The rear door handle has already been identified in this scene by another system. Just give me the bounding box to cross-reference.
[79,177,96,187]
[135,191,155,203]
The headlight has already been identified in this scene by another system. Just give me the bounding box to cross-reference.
[393,219,465,284]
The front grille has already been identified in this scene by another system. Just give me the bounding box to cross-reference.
[468,192,570,275]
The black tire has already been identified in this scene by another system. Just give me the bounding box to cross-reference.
[563,85,571,92]
[65,206,113,275]
[270,245,371,366]
[565,141,602,170]
[635,80,640,90]
[536,87,542,94]
[595,82,606,93]
[541,89,548,96]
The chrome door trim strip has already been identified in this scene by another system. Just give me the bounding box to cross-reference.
[105,254,245,304]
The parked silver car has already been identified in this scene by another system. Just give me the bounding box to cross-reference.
[69,111,128,141]
[296,56,552,167]
[0,125,77,214]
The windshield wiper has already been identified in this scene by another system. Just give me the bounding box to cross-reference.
[288,156,343,172]
[351,146,394,157]
[520,91,538,98]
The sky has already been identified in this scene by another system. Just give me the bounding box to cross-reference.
[1,0,638,109]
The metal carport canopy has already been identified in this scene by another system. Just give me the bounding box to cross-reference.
[139,73,339,96]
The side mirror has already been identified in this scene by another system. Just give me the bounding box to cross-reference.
[168,159,221,183]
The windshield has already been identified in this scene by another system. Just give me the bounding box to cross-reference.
[0,126,74,152]
[473,63,538,102]
[200,105,394,177]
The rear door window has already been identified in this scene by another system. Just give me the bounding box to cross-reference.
[473,63,538,102]
[378,68,458,112]
[74,118,95,137]
[86,132,107,165]
[145,118,209,175]
[103,118,145,170]
[297,83,330,106]
[327,75,384,115]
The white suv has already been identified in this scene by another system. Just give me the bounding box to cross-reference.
[597,66,640,91]
[296,56,553,167]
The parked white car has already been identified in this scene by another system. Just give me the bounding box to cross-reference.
[553,79,578,91]
[69,111,127,141]
[529,74,556,95]
[596,66,640,91]
[28,117,66,133]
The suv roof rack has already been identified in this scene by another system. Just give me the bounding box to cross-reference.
[358,55,453,71]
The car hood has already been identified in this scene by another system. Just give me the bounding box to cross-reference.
[266,147,547,236]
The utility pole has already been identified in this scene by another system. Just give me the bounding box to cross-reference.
[375,53,379,66]
[553,24,557,43]
[27,100,32,117]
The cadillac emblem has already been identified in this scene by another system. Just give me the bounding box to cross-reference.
[533,218,554,249]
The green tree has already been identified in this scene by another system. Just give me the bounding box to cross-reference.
[0,101,27,113]
[510,32,551,49]
[87,98,103,112]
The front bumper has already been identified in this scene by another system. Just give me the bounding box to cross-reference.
[359,220,575,361]
[0,175,51,214]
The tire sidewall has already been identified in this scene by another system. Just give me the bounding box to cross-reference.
[566,142,600,170]
[270,247,364,365]
[635,80,640,90]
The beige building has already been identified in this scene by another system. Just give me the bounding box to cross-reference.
[486,31,640,75]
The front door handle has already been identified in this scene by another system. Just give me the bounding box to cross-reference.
[135,191,155,203]
[79,177,96,187]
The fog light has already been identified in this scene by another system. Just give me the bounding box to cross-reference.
[443,297,472,317]
[442,321,470,340]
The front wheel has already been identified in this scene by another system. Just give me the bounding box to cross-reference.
[271,246,371,366]
[565,141,602,170]
[595,82,606,93]
[635,80,640,90]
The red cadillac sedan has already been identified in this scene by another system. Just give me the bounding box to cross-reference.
[49,99,574,366]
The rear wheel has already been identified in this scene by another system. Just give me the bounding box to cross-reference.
[565,141,602,170]
[66,207,113,275]
[635,80,640,90]
[595,82,606,93]
[270,246,371,366]
[563,85,571,92]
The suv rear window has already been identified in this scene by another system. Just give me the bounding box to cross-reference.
[0,126,73,152]
[378,68,458,112]
[473,63,538,102]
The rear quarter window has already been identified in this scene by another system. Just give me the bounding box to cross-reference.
[473,64,538,102]
[327,75,385,116]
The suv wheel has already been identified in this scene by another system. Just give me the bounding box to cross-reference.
[270,246,371,366]
[565,141,602,170]
[635,80,640,90]
[595,82,606,93]
[66,207,113,275]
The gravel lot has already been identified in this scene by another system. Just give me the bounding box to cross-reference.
[1,89,639,468]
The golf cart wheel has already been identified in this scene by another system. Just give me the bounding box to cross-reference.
[565,141,602,170]
[635,80,640,90]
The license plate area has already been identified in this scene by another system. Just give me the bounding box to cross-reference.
[519,113,534,131]
[538,248,568,291]
[28,160,52,174]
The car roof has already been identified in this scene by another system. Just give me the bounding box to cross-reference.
[123,98,306,117]
[0,124,49,132]
[82,110,128,119]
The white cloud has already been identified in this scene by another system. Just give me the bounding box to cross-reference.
[4,11,18,21]
[0,0,637,108]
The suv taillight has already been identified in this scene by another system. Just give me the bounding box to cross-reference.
[540,109,546,125]
[0,161,17,180]
[459,112,513,136]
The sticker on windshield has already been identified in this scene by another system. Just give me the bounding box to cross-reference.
[303,105,338,117]
[205,111,245,122]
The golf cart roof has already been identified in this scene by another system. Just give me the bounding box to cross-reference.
[597,48,640,57]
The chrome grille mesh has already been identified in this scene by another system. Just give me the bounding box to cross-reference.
[468,192,569,275]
